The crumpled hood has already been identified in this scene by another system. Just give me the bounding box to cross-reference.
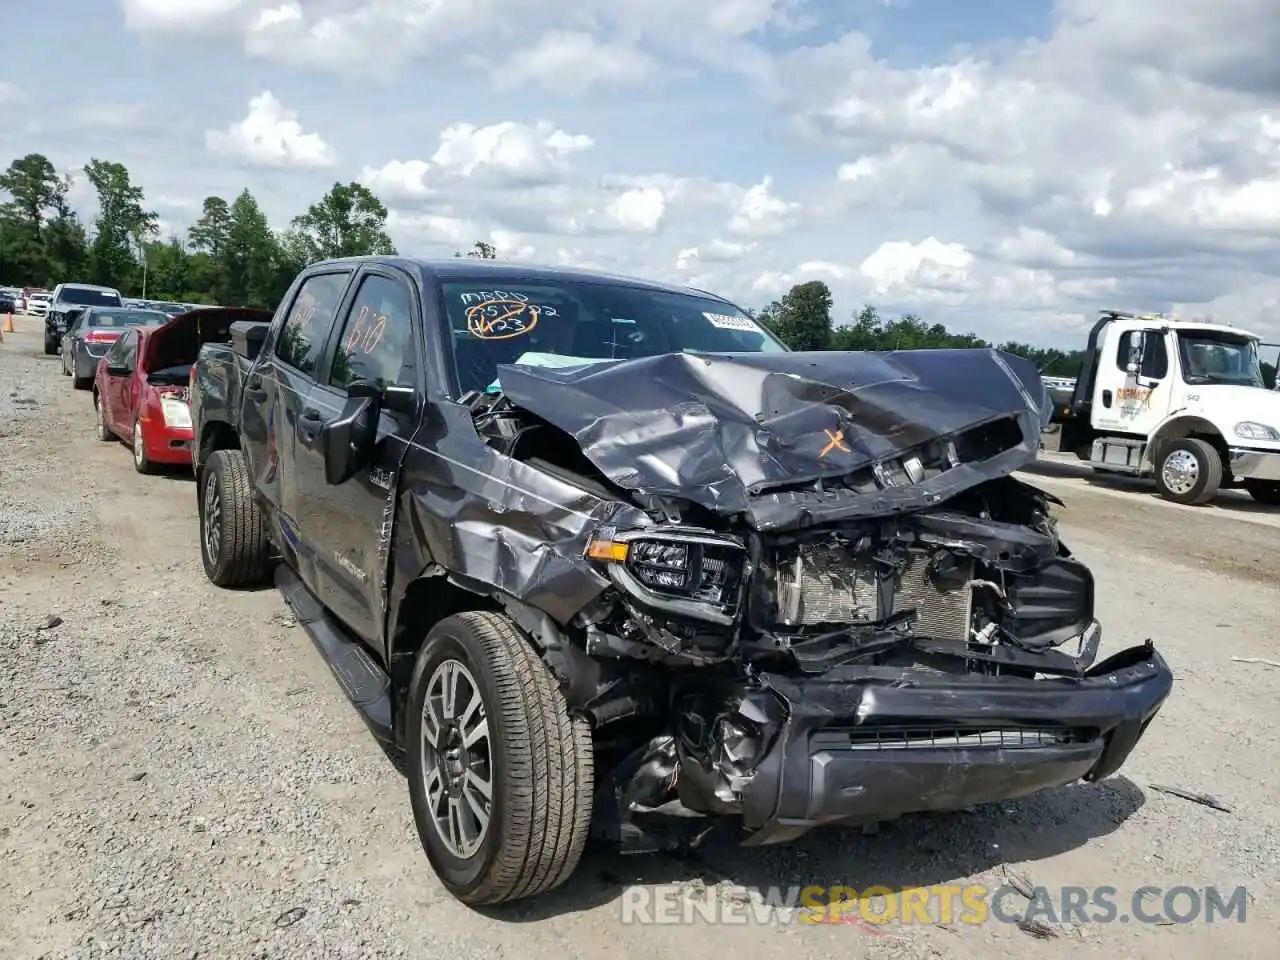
[496,348,1049,530]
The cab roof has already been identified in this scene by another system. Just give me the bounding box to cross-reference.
[1101,309,1261,341]
[306,255,729,302]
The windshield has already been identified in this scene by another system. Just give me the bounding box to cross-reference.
[62,287,122,307]
[30,293,51,302]
[1177,333,1265,387]
[440,278,784,395]
[88,310,168,328]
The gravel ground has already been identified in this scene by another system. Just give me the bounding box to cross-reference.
[2,313,1277,959]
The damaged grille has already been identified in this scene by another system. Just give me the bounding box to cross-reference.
[771,545,973,642]
[813,726,1099,752]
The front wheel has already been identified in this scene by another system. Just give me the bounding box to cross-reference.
[132,419,157,474]
[44,335,56,356]
[198,449,270,586]
[93,392,113,441]
[1154,437,1223,505]
[1244,480,1280,505]
[406,611,594,906]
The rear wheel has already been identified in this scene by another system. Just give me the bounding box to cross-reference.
[132,419,156,474]
[44,334,56,356]
[198,449,270,586]
[1244,480,1280,505]
[406,611,594,905]
[1154,437,1223,505]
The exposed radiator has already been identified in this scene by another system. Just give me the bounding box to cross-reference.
[771,545,973,642]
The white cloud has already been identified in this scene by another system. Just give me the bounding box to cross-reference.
[482,31,657,95]
[51,0,1280,345]
[362,121,592,197]
[205,92,337,168]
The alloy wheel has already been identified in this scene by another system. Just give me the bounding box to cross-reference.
[202,474,221,562]
[1161,449,1199,496]
[420,659,493,859]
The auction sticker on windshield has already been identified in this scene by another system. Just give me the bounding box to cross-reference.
[466,298,541,340]
[704,312,760,332]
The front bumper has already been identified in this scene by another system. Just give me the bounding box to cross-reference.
[140,418,194,465]
[1228,447,1280,482]
[679,641,1172,845]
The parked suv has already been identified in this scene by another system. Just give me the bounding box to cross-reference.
[45,283,124,354]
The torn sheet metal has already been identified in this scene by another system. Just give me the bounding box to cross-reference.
[495,348,1051,530]
[385,403,652,637]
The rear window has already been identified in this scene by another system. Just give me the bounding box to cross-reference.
[61,287,122,307]
[88,310,168,327]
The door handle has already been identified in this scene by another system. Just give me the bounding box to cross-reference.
[1101,389,1112,407]
[298,408,324,442]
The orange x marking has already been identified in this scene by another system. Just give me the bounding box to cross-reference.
[820,428,850,458]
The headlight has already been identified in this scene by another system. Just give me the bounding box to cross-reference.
[160,396,192,429]
[1234,421,1280,442]
[585,528,744,617]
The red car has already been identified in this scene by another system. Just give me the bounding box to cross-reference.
[92,306,273,473]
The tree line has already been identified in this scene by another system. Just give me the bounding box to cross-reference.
[0,152,1086,376]
[755,280,1086,377]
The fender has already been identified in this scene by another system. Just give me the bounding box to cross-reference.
[1142,411,1225,470]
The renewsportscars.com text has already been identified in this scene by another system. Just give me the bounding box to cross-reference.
[619,883,1249,926]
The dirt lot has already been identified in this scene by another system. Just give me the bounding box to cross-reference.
[2,314,1277,959]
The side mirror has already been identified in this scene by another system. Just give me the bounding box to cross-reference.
[321,379,381,486]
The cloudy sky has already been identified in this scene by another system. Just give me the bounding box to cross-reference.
[2,0,1279,346]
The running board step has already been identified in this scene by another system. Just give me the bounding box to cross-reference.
[276,564,396,749]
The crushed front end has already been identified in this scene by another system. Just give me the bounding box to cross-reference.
[577,475,1172,850]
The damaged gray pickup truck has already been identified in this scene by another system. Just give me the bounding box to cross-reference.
[189,256,1173,906]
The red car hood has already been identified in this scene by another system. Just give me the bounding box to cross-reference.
[143,306,274,372]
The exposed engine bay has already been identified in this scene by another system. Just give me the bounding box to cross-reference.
[460,351,1170,851]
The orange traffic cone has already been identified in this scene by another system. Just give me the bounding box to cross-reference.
[2,312,13,334]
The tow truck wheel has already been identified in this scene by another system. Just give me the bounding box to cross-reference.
[198,449,270,586]
[1155,437,1223,505]
[1244,480,1280,505]
[406,611,594,906]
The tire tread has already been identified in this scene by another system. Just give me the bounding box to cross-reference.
[204,449,270,586]
[442,611,593,905]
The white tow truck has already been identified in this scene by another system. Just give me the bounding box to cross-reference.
[1058,309,1280,505]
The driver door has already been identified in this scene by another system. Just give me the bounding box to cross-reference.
[1113,327,1174,436]
[295,267,420,647]
[106,330,139,435]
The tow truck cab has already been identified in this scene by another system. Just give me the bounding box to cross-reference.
[1060,309,1280,505]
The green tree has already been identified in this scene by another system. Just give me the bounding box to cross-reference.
[290,181,396,261]
[223,189,285,308]
[456,240,496,259]
[759,280,833,350]
[0,153,73,282]
[83,158,157,290]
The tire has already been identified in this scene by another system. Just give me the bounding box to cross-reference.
[62,350,71,376]
[1244,480,1280,505]
[44,335,56,356]
[198,449,270,586]
[93,392,113,441]
[132,419,157,475]
[1155,437,1223,505]
[406,611,594,906]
